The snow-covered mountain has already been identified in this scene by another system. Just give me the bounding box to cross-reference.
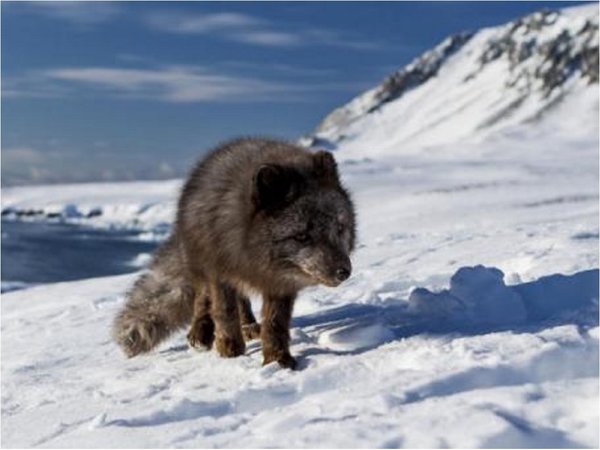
[302,3,599,158]
[2,5,598,448]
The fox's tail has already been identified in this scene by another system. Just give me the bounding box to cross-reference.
[112,238,195,357]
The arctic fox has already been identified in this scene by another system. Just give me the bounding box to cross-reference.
[113,137,356,369]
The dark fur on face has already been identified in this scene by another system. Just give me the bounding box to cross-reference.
[259,179,355,287]
[112,138,356,369]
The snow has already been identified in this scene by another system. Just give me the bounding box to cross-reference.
[126,252,153,269]
[3,122,597,446]
[309,3,599,160]
[2,268,598,447]
[2,4,598,448]
[1,179,180,232]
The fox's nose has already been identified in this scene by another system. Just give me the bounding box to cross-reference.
[335,267,351,282]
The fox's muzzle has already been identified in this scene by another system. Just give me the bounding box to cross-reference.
[293,246,352,287]
[321,252,352,286]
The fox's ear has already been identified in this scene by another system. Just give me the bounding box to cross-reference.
[253,164,302,212]
[313,150,339,186]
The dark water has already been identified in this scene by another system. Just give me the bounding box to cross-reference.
[1,221,160,287]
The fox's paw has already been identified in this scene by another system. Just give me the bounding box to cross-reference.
[263,351,297,370]
[242,323,261,342]
[215,335,246,358]
[187,318,215,352]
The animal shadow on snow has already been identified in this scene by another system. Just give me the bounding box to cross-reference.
[294,266,599,361]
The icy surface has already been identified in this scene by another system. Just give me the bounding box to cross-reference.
[2,4,598,448]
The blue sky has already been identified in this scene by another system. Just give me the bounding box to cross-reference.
[2,1,588,185]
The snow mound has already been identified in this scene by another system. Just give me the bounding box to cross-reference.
[410,265,526,325]
[304,266,598,352]
[411,265,599,326]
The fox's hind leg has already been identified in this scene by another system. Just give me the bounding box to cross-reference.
[210,280,246,358]
[238,295,261,342]
[187,286,215,351]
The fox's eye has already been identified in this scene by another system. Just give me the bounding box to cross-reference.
[294,232,311,244]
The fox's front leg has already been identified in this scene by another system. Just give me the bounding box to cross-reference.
[261,293,296,369]
[209,281,246,358]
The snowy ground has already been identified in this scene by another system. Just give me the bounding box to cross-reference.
[2,114,599,447]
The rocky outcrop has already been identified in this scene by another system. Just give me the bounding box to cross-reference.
[472,9,598,96]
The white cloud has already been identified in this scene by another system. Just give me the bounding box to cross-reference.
[1,145,177,186]
[233,30,301,47]
[18,2,120,25]
[2,147,45,165]
[144,11,302,47]
[2,147,51,185]
[143,10,378,50]
[2,72,70,99]
[157,162,175,177]
[144,11,262,34]
[5,65,299,103]
[4,62,373,104]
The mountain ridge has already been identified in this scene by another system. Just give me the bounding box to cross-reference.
[302,4,599,156]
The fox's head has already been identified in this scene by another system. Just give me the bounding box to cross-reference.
[251,150,355,288]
